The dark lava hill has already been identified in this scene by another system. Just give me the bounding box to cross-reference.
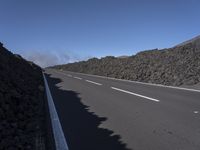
[0,43,45,149]
[176,35,200,49]
[52,36,200,86]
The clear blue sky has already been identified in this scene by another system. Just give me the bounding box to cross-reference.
[0,0,200,67]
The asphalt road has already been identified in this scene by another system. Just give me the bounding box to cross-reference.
[45,69,200,150]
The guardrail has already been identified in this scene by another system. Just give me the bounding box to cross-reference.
[43,73,69,150]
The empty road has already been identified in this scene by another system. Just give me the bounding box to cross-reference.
[45,69,200,150]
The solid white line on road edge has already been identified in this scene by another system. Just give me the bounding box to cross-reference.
[85,80,102,85]
[111,87,160,102]
[74,76,82,80]
[43,73,69,150]
[59,70,200,93]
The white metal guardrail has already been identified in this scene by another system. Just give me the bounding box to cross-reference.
[43,73,69,150]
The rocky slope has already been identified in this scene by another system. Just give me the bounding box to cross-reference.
[0,43,45,149]
[52,38,200,86]
[176,35,200,48]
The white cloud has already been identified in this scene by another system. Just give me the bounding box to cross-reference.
[22,50,91,68]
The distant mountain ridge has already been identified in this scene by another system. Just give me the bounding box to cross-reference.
[176,35,200,48]
[51,36,200,86]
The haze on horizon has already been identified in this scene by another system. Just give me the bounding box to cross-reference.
[0,0,200,67]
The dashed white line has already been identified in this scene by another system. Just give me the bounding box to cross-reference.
[55,71,67,76]
[54,71,73,78]
[67,74,72,77]
[85,80,102,85]
[74,76,82,80]
[61,70,200,93]
[111,87,160,102]
[194,111,199,114]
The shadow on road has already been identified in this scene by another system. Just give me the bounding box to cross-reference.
[45,73,131,150]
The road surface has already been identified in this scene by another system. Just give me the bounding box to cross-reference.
[45,69,200,150]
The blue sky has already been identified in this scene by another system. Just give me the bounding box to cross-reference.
[0,0,200,67]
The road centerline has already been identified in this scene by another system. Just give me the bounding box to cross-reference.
[85,80,102,85]
[67,74,72,77]
[111,87,160,102]
[60,70,200,93]
[74,76,82,80]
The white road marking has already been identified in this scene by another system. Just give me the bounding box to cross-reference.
[85,80,102,85]
[67,74,72,77]
[54,71,73,78]
[60,70,200,93]
[111,87,160,102]
[74,76,82,80]
[55,71,67,76]
[193,111,199,114]
[43,73,69,150]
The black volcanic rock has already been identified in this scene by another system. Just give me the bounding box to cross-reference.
[0,43,45,149]
[0,42,3,47]
[52,39,200,86]
[176,35,200,49]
